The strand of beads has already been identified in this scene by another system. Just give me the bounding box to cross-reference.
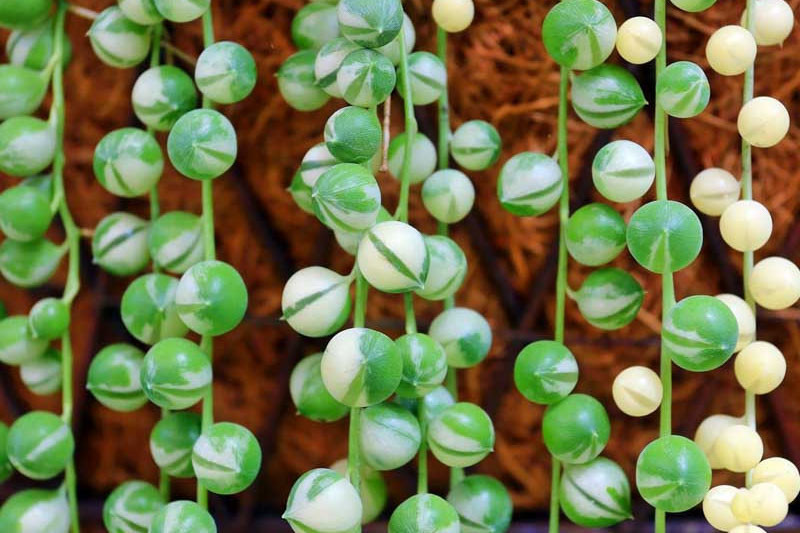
[279,1,509,530]
[83,1,260,531]
[0,2,82,531]
[501,1,637,530]
[695,2,799,532]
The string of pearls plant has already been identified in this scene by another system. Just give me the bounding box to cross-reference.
[278,0,513,531]
[0,0,261,531]
[694,1,799,532]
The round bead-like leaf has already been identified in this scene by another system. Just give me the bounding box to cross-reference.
[514,340,579,405]
[626,200,703,273]
[167,109,237,181]
[282,266,352,338]
[8,22,69,70]
[7,411,74,480]
[118,0,163,25]
[192,422,262,495]
[450,120,501,171]
[312,163,381,233]
[0,238,63,288]
[140,338,212,410]
[560,457,632,527]
[132,65,198,132]
[292,3,340,51]
[542,394,610,464]
[387,132,437,185]
[397,51,447,106]
[87,343,148,412]
[636,435,711,512]
[0,315,48,365]
[565,203,626,266]
[0,185,53,242]
[88,7,151,68]
[337,48,396,108]
[612,366,662,417]
[278,50,331,111]
[542,0,617,70]
[300,142,340,188]
[447,475,512,533]
[314,37,361,98]
[92,212,150,276]
[149,500,217,533]
[0,116,55,177]
[0,64,48,119]
[337,0,403,48]
[395,332,448,398]
[28,296,68,340]
[195,41,257,105]
[103,480,165,533]
[20,346,61,395]
[330,459,388,524]
[415,235,467,301]
[150,412,201,478]
[671,0,716,12]
[497,152,563,216]
[357,220,429,293]
[422,169,475,224]
[375,12,415,65]
[388,493,460,533]
[571,64,646,129]
[324,105,381,163]
[360,403,421,470]
[663,295,738,372]
[290,353,349,422]
[690,168,740,216]
[283,468,362,533]
[428,307,492,368]
[428,402,494,468]
[591,140,655,203]
[93,127,164,197]
[320,327,402,407]
[175,260,248,336]
[148,211,204,274]
[394,385,456,427]
[656,61,710,118]
[0,0,53,30]
[121,273,188,345]
[574,268,644,330]
[0,489,69,533]
[153,0,209,23]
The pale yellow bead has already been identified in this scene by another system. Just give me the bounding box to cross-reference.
[730,526,766,533]
[741,0,795,46]
[695,414,745,469]
[750,256,800,310]
[616,17,662,64]
[703,485,743,532]
[715,294,756,352]
[432,0,475,33]
[706,26,757,76]
[752,457,800,503]
[612,366,663,417]
[720,200,772,252]
[738,96,790,148]
[690,168,740,216]
[731,483,788,527]
[734,341,786,394]
[714,424,764,473]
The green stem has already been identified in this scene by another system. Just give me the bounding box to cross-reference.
[742,0,757,489]
[436,27,455,312]
[404,293,417,334]
[348,271,368,531]
[196,5,217,510]
[547,64,570,533]
[417,399,428,494]
[53,3,80,531]
[654,0,671,529]
[394,28,417,223]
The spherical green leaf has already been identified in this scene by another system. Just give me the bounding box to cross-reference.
[153,0,209,23]
[656,61,710,118]
[103,480,165,533]
[7,19,72,70]
[330,459,388,524]
[7,411,74,480]
[292,3,341,51]
[447,475,512,533]
[324,105,381,163]
[663,295,738,372]
[514,340,578,405]
[626,200,703,273]
[360,402,421,470]
[314,37,362,98]
[283,468,362,533]
[290,353,349,422]
[28,298,69,341]
[92,212,151,276]
[89,7,151,68]
[566,203,627,266]
[0,116,55,177]
[497,152,563,216]
[118,0,163,25]
[282,266,352,338]
[560,457,632,527]
[312,163,381,233]
[428,402,495,468]
[167,109,237,181]
[591,139,655,203]
[195,41,257,105]
[150,412,201,478]
[140,337,212,410]
[0,237,64,288]
[132,65,198,132]
[388,493,460,533]
[148,500,217,533]
[175,260,248,336]
[574,268,644,330]
[450,120,502,171]
[571,64,646,129]
[87,343,148,412]
[337,48,396,108]
[278,50,331,112]
[0,185,53,242]
[387,132,437,185]
[428,307,492,368]
[338,0,403,48]
[636,435,711,512]
[20,347,61,395]
[0,489,69,533]
[357,220,429,293]
[148,211,205,275]
[395,332,448,398]
[415,235,467,301]
[0,64,48,119]
[397,51,447,106]
[542,0,617,70]
[93,127,164,197]
[121,273,188,345]
[542,394,610,464]
[192,422,261,495]
[0,315,48,365]
[422,169,475,224]
[0,0,53,30]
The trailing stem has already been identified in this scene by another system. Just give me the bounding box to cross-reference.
[654,0,673,529]
[53,2,80,531]
[197,5,217,510]
[348,272,369,529]
[742,0,757,488]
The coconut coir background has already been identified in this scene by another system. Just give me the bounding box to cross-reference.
[1,0,800,527]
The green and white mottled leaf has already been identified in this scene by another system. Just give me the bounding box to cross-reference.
[175,260,248,336]
[290,354,349,422]
[656,61,710,118]
[87,343,148,412]
[92,212,150,277]
[565,203,627,266]
[20,347,61,395]
[312,163,381,233]
[88,7,151,68]
[422,169,475,224]
[375,13,415,65]
[330,459,388,524]
[388,494,460,533]
[315,38,361,97]
[591,139,655,203]
[360,403,421,470]
[282,266,352,338]
[447,475,513,533]
[337,0,403,48]
[192,422,261,495]
[0,64,48,119]
[428,307,492,368]
[119,0,163,25]
[395,332,448,398]
[148,211,204,274]
[292,3,341,51]
[542,394,610,464]
[103,480,165,533]
[571,65,646,129]
[0,237,64,288]
[560,457,632,528]
[132,65,198,132]
[167,109,237,181]
[497,152,563,216]
[387,132,437,185]
[7,20,72,70]
[574,268,644,330]
[149,412,201,478]
[636,435,711,512]
[278,50,331,111]
[93,127,164,197]
[195,41,257,105]
[662,295,738,372]
[450,120,502,171]
[397,51,446,106]
[148,500,217,533]
[427,402,495,468]
[514,340,578,405]
[324,106,382,163]
[121,273,188,345]
[140,338,212,410]
[152,0,209,23]
[7,411,74,480]
[283,468,362,533]
[415,235,467,301]
[0,315,49,365]
[626,200,703,273]
[336,48,396,107]
[542,0,617,70]
[0,488,70,533]
[0,116,55,177]
[356,220,429,293]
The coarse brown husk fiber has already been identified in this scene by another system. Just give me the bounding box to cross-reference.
[1,0,799,525]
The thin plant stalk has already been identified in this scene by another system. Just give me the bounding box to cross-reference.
[547,64,570,533]
[741,0,757,488]
[348,272,369,531]
[53,1,80,531]
[653,0,675,530]
[196,5,217,510]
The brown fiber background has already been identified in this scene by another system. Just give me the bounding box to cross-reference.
[1,0,800,528]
